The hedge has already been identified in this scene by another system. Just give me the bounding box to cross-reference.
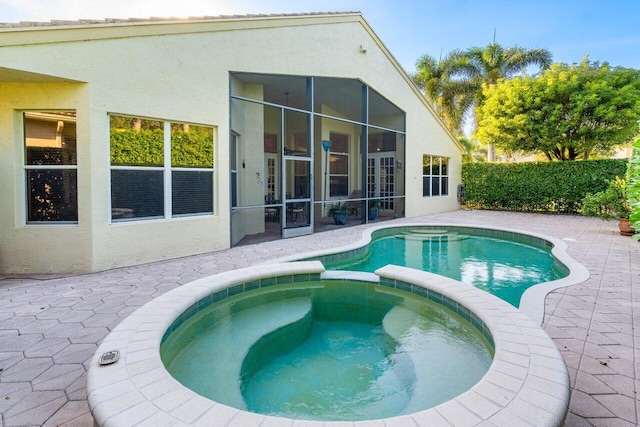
[110,128,213,168]
[461,159,628,214]
[629,140,640,239]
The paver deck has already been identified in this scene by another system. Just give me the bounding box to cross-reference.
[0,210,638,426]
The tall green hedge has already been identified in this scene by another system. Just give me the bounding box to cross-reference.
[110,128,213,168]
[628,139,640,240]
[461,159,628,213]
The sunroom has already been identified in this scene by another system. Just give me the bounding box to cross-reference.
[230,73,406,245]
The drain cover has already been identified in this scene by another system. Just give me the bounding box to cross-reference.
[99,350,120,365]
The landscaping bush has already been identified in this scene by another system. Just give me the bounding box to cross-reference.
[461,159,628,214]
[110,128,213,167]
[628,139,640,240]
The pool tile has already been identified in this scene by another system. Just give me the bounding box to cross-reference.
[228,284,244,297]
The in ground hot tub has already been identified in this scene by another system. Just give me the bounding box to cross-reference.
[160,279,494,421]
[87,261,570,426]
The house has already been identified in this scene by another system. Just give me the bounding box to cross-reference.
[0,12,463,274]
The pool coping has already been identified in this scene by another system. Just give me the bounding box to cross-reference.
[87,260,571,426]
[265,222,591,325]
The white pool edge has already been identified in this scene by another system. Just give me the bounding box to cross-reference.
[87,260,571,426]
[265,222,591,326]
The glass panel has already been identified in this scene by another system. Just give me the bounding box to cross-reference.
[230,133,238,208]
[432,177,441,196]
[111,170,164,220]
[441,177,449,196]
[170,123,214,168]
[230,134,237,171]
[231,172,238,208]
[423,176,431,197]
[431,157,441,175]
[172,171,213,215]
[26,169,78,222]
[110,115,164,167]
[422,155,431,175]
[285,200,310,229]
[368,131,396,153]
[330,176,349,198]
[284,110,310,157]
[24,112,77,166]
[379,155,396,211]
[264,134,278,153]
[330,154,348,175]
[265,156,278,200]
[230,73,309,111]
[330,132,349,153]
[367,158,376,198]
[286,159,310,199]
[368,88,405,132]
[441,157,448,175]
[314,77,364,123]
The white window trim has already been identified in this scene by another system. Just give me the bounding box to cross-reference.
[22,110,78,225]
[423,155,449,198]
[108,114,215,223]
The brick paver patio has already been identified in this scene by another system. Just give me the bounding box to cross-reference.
[0,210,638,426]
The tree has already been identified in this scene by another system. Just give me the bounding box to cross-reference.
[454,43,552,160]
[476,59,640,161]
[413,54,474,134]
[414,43,552,156]
[457,136,485,163]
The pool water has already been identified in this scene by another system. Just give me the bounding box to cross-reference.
[318,229,566,307]
[161,280,493,421]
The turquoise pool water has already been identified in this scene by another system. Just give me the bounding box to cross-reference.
[161,280,493,421]
[316,228,567,307]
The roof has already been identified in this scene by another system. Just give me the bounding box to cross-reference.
[0,11,359,29]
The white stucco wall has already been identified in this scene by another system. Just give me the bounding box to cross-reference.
[0,13,461,273]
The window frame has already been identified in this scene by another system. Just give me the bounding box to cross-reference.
[422,155,449,197]
[22,111,79,225]
[109,114,215,223]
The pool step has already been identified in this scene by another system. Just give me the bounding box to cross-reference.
[164,297,312,410]
[396,230,469,242]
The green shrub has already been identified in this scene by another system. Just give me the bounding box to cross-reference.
[110,128,213,167]
[580,177,630,220]
[628,139,640,240]
[110,129,164,166]
[461,159,628,214]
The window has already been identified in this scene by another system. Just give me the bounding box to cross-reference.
[24,111,78,223]
[329,132,349,197]
[110,115,214,221]
[423,155,449,197]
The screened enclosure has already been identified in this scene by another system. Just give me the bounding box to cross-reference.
[230,73,405,245]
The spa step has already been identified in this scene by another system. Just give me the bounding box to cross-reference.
[164,297,311,410]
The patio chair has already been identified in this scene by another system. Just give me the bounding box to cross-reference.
[346,190,362,216]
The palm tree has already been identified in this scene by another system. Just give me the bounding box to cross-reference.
[413,53,474,134]
[415,43,552,160]
[452,43,552,160]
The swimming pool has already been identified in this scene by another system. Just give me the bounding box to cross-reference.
[303,226,569,307]
[161,279,494,421]
[88,261,571,426]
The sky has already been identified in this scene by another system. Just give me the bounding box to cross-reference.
[2,0,639,73]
